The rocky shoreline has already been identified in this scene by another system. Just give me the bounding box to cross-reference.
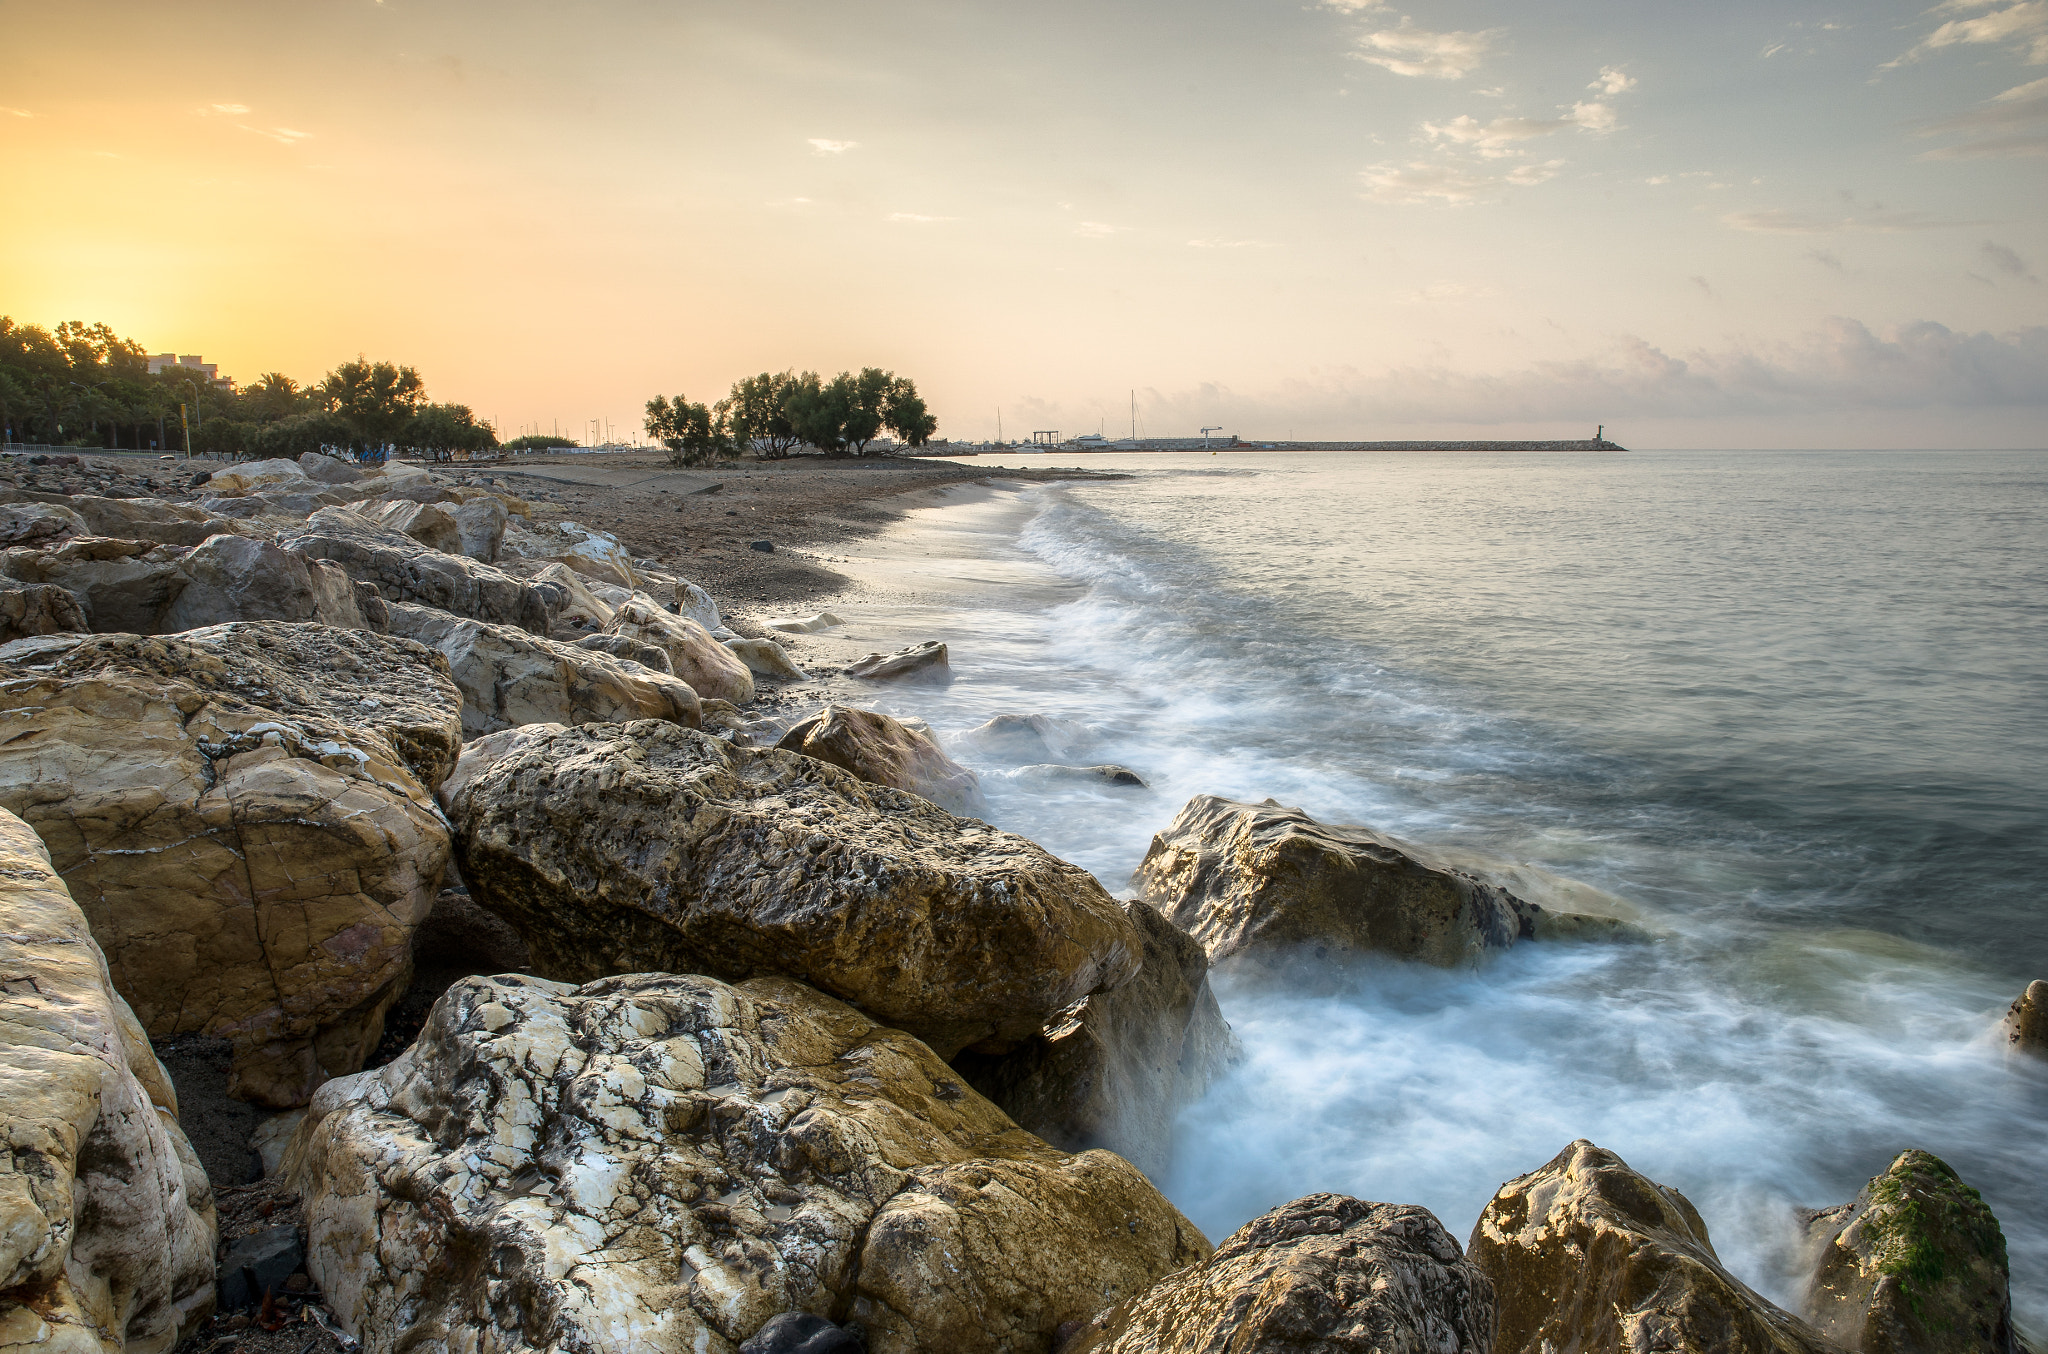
[0,448,2037,1354]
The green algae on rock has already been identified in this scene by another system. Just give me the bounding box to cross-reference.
[1801,1150,2020,1354]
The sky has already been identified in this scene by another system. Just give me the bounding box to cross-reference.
[4,0,2047,447]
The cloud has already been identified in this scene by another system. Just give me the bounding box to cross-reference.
[1808,249,1846,270]
[1397,280,1499,303]
[1188,238,1276,248]
[1152,319,2048,428]
[886,212,956,223]
[1980,240,2042,281]
[1590,66,1636,94]
[1424,100,1617,155]
[211,102,251,114]
[807,138,857,155]
[1916,76,2048,157]
[1074,221,1123,237]
[0,107,30,119]
[1351,21,1497,78]
[239,125,311,145]
[1884,0,2048,68]
[1360,158,1563,203]
[1722,205,1968,233]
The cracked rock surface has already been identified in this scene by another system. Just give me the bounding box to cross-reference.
[0,806,217,1354]
[1068,1192,1494,1354]
[0,623,462,1107]
[1469,1139,1839,1354]
[385,601,701,737]
[286,971,1209,1354]
[279,507,558,636]
[441,721,1142,1059]
[775,704,983,816]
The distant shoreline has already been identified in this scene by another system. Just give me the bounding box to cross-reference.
[922,438,1628,455]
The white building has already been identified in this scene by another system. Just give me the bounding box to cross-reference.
[147,353,229,385]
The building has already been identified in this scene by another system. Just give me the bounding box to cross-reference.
[147,354,230,385]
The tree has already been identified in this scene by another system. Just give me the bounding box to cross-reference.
[192,419,254,459]
[883,376,938,448]
[403,403,498,462]
[719,371,803,459]
[838,368,893,456]
[644,394,728,467]
[783,371,848,454]
[255,411,352,459]
[244,372,304,423]
[316,357,425,454]
[504,433,578,452]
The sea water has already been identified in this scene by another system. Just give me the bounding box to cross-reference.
[813,448,2048,1328]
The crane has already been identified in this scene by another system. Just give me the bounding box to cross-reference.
[1201,426,1224,450]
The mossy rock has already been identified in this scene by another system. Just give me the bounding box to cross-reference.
[1801,1149,2018,1354]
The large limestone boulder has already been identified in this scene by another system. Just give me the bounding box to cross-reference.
[452,495,508,562]
[0,581,86,643]
[0,808,218,1354]
[528,560,615,628]
[1134,796,1633,974]
[279,506,558,635]
[957,901,1234,1180]
[501,519,640,586]
[1069,1193,1494,1354]
[776,705,983,815]
[0,501,88,547]
[297,451,362,485]
[158,533,368,632]
[287,971,1210,1354]
[1800,1150,2018,1354]
[955,713,1094,764]
[606,598,755,704]
[345,498,463,554]
[385,601,701,736]
[67,495,238,547]
[576,631,675,673]
[0,623,463,1107]
[201,458,309,496]
[441,721,1143,1058]
[1469,1139,1838,1354]
[2003,980,2046,1058]
[2,534,368,635]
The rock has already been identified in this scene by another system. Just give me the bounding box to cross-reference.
[672,577,723,630]
[216,1223,304,1310]
[2,537,195,634]
[956,714,1093,763]
[196,494,264,520]
[250,1110,306,1179]
[201,458,308,496]
[441,721,1142,1058]
[575,631,675,673]
[1069,1193,1494,1354]
[847,641,950,684]
[0,623,462,1107]
[0,500,87,546]
[777,704,983,814]
[158,533,368,632]
[279,507,558,636]
[502,519,640,585]
[957,901,1234,1180]
[2002,980,2047,1057]
[411,887,533,977]
[1134,796,1634,975]
[528,560,616,628]
[452,494,508,562]
[607,597,755,704]
[0,806,218,1354]
[1469,1139,1836,1354]
[770,611,843,634]
[752,538,775,552]
[66,494,238,547]
[287,971,1209,1354]
[727,635,809,680]
[298,451,363,485]
[346,498,464,554]
[741,1313,865,1353]
[353,579,389,631]
[0,582,86,642]
[385,601,702,737]
[1799,1149,2018,1354]
[1013,763,1148,789]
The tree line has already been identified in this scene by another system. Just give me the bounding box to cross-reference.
[0,316,495,461]
[646,369,937,467]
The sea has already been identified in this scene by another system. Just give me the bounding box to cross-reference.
[808,448,2047,1329]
